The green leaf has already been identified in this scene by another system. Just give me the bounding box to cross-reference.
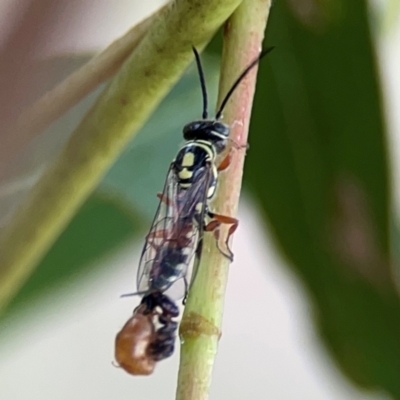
[0,56,100,225]
[242,0,400,396]
[0,194,141,322]
[0,55,220,319]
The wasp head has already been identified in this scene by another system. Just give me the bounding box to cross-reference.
[183,120,230,153]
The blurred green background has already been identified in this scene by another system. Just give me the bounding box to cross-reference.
[1,0,400,399]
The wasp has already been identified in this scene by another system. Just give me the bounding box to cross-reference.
[117,47,273,372]
[135,46,274,302]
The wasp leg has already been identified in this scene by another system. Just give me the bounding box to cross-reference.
[218,139,250,172]
[145,229,169,239]
[182,277,189,305]
[205,212,238,261]
[228,137,250,151]
[217,151,232,172]
[145,227,173,251]
[218,141,249,172]
[157,192,173,207]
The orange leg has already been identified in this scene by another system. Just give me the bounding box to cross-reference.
[217,151,232,172]
[157,192,173,207]
[205,211,238,261]
[146,229,169,240]
[146,226,193,250]
[218,141,249,172]
[229,139,249,151]
[145,228,174,251]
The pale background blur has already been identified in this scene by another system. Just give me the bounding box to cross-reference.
[0,1,399,399]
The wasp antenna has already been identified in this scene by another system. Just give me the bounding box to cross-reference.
[192,46,208,119]
[215,46,275,120]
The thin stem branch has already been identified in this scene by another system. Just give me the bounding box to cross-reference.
[176,2,272,400]
[0,0,243,312]
[0,4,167,176]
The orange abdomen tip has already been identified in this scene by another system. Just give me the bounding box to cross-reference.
[115,313,156,375]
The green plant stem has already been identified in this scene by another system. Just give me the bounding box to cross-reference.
[0,0,243,312]
[0,4,167,176]
[176,1,272,400]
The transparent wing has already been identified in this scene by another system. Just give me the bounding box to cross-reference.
[136,164,179,294]
[169,165,212,296]
[136,162,212,299]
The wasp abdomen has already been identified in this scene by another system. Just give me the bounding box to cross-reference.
[149,246,190,292]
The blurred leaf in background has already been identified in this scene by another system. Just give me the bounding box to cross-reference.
[2,0,400,398]
[100,53,220,219]
[0,54,220,323]
[211,0,400,397]
[0,194,141,320]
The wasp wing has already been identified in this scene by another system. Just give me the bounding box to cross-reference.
[136,163,179,294]
[136,162,212,299]
[170,163,212,296]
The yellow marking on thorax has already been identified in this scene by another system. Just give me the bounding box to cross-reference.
[182,153,195,167]
[195,141,216,160]
[207,164,218,198]
[181,141,215,161]
[179,168,193,180]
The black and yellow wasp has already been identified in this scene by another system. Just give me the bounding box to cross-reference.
[135,46,274,302]
[117,46,273,370]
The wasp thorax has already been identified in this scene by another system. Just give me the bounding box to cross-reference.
[183,120,230,153]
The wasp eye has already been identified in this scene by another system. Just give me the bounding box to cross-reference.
[212,122,230,137]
